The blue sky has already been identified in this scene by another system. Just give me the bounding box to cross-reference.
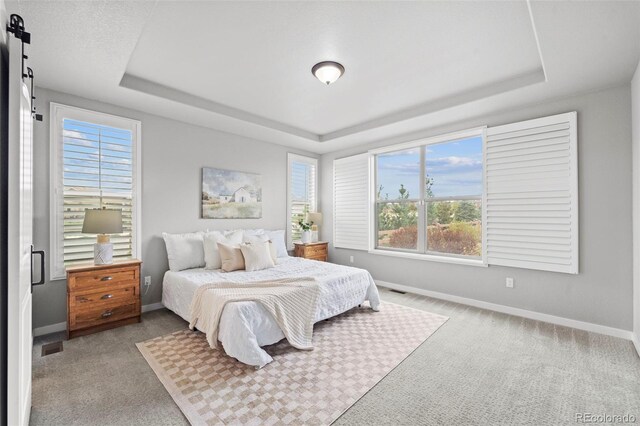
[63,119,133,192]
[377,136,483,199]
[291,162,312,202]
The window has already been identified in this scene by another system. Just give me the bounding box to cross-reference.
[50,103,141,280]
[332,113,577,272]
[374,130,484,261]
[287,153,317,249]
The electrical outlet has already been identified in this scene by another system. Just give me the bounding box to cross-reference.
[505,277,514,288]
[349,256,354,263]
[144,276,151,286]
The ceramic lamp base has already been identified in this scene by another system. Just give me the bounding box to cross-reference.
[94,243,114,265]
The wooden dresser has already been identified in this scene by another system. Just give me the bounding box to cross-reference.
[66,259,142,339]
[294,241,328,262]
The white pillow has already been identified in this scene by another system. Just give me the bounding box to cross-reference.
[265,230,288,258]
[162,231,205,272]
[240,241,275,272]
[204,230,243,270]
[241,229,265,237]
[243,234,277,262]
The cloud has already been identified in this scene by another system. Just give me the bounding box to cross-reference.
[378,162,420,174]
[430,156,482,167]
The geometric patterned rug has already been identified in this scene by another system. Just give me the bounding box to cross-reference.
[137,302,448,425]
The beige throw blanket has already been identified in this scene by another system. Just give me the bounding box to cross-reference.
[189,277,320,351]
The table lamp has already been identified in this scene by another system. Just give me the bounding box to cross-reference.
[82,207,123,265]
[308,212,323,242]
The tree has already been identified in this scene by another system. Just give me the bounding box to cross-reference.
[377,184,388,201]
[435,202,453,224]
[425,175,435,224]
[377,184,418,231]
[398,184,409,200]
[425,175,434,198]
[454,200,481,222]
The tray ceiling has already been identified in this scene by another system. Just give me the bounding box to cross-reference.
[5,1,640,153]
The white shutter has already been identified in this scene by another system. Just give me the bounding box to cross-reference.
[334,153,370,250]
[486,112,578,274]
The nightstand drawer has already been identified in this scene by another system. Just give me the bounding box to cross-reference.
[69,266,138,292]
[306,254,328,261]
[305,245,327,256]
[71,303,138,330]
[70,286,137,309]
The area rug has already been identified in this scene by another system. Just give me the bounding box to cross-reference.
[136,302,448,426]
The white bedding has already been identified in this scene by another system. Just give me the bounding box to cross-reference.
[162,257,381,367]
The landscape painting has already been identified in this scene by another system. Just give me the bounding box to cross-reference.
[201,167,262,219]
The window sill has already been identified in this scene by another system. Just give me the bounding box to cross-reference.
[368,249,487,267]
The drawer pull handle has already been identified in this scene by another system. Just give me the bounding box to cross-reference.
[101,276,113,282]
[100,294,113,300]
[101,310,113,318]
[78,297,89,302]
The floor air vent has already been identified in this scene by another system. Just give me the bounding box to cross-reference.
[389,289,407,294]
[41,341,63,356]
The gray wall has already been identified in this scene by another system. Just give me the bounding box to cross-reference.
[632,63,640,344]
[32,88,317,329]
[320,84,633,331]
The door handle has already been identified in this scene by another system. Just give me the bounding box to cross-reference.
[31,245,45,287]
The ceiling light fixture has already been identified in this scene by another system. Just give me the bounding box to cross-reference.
[312,61,345,85]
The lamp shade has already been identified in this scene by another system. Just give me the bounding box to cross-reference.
[308,212,323,226]
[82,208,123,234]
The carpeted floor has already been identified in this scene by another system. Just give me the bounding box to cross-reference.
[31,287,640,426]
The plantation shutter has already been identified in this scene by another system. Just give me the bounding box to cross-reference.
[334,153,370,250]
[51,104,140,279]
[485,111,578,274]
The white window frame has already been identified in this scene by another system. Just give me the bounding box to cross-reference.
[49,103,142,280]
[286,153,318,250]
[368,127,487,267]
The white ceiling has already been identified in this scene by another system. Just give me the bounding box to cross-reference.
[5,1,640,154]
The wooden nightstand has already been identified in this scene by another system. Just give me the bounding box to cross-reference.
[66,259,142,339]
[294,241,328,262]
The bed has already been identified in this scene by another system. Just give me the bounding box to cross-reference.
[162,256,381,367]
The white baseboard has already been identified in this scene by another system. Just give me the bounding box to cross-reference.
[142,302,165,313]
[33,321,67,337]
[633,333,640,357]
[376,280,635,341]
[33,302,166,337]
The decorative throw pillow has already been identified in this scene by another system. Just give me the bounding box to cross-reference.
[243,233,277,262]
[265,230,288,258]
[240,241,275,272]
[203,230,243,270]
[218,242,246,272]
[162,231,205,272]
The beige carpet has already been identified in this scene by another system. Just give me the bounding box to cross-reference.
[136,302,448,425]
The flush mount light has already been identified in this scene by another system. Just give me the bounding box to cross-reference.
[312,61,345,85]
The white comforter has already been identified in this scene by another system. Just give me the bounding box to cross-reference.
[162,257,381,367]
